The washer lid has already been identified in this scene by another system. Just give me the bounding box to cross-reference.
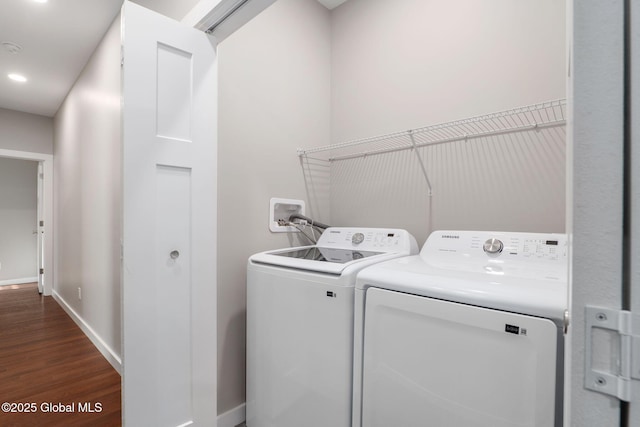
[252,246,391,275]
[356,230,568,321]
[271,247,383,263]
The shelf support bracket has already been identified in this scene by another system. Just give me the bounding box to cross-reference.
[409,130,433,196]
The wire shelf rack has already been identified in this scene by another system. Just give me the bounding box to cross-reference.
[297,99,566,162]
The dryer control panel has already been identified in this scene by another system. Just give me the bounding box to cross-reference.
[426,231,567,261]
[422,230,568,280]
[473,235,565,261]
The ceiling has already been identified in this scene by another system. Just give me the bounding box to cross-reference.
[317,0,348,9]
[0,0,122,117]
[0,0,348,118]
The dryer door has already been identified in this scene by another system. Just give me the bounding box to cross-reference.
[361,287,559,427]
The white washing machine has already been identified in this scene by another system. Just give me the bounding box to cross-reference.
[247,227,418,427]
[352,230,568,427]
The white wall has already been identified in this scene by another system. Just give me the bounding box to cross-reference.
[0,108,53,154]
[53,14,122,363]
[328,0,567,245]
[331,0,567,142]
[217,0,332,414]
[0,157,38,283]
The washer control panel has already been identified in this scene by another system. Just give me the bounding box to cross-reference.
[317,227,417,253]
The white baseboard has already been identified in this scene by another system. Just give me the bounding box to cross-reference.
[218,403,246,427]
[0,277,38,286]
[52,290,122,375]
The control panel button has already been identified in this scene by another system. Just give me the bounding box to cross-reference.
[352,232,365,245]
[483,238,504,254]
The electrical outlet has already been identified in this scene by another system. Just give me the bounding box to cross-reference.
[78,287,82,300]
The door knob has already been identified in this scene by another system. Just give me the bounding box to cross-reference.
[170,250,180,259]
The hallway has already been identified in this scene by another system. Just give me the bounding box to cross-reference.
[0,283,121,426]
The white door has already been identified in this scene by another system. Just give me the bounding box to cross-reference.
[36,161,44,294]
[121,2,217,426]
[362,288,559,427]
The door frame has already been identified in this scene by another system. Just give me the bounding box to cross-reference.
[566,0,633,425]
[0,149,53,296]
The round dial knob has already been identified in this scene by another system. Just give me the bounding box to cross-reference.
[483,238,504,254]
[352,233,365,245]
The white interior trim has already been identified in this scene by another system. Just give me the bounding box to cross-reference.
[0,277,39,286]
[53,290,122,375]
[217,403,246,427]
[182,0,276,43]
[0,149,53,296]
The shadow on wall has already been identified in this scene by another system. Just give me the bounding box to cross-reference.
[301,125,566,245]
[219,308,247,412]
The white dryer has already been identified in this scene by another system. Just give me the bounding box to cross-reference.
[352,230,568,427]
[246,227,418,427]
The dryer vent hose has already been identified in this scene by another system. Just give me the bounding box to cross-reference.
[288,213,331,230]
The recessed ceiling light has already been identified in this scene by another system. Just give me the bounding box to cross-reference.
[33,0,49,3]
[8,73,28,83]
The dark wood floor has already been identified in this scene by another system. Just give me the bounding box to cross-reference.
[0,283,121,426]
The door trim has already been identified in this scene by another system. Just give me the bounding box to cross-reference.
[0,149,53,296]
